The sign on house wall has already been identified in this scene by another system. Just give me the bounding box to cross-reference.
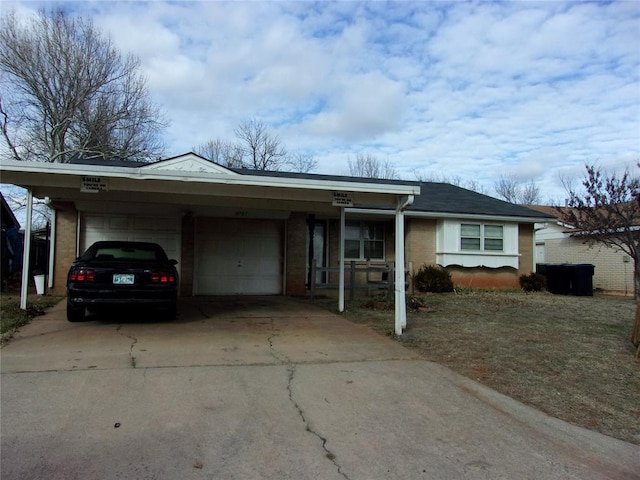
[80,176,109,193]
[332,192,353,207]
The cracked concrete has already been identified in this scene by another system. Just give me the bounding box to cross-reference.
[287,364,350,480]
[2,296,638,480]
[117,324,138,368]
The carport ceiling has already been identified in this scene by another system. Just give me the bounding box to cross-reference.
[0,160,420,213]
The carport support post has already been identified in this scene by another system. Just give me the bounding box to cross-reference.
[48,207,56,289]
[338,207,345,312]
[20,189,34,310]
[394,195,413,335]
[394,205,406,335]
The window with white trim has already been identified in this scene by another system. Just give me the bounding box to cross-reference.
[460,224,504,252]
[345,221,384,260]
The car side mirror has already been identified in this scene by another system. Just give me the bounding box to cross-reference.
[169,259,178,266]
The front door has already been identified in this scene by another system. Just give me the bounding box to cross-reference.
[307,219,327,287]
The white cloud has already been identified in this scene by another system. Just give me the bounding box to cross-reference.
[2,0,638,201]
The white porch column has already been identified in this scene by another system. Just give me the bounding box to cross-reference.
[394,195,414,335]
[338,207,345,312]
[48,206,56,289]
[394,207,406,335]
[20,189,34,310]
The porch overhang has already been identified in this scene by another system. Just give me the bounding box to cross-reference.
[0,160,419,212]
[1,159,420,334]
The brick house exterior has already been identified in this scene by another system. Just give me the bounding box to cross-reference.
[3,154,553,305]
[529,205,634,295]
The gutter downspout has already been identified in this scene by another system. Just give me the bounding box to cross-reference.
[47,199,56,289]
[395,195,414,335]
[20,189,33,310]
[338,207,346,312]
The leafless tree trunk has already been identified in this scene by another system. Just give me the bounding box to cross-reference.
[348,153,398,179]
[234,118,286,171]
[0,8,165,163]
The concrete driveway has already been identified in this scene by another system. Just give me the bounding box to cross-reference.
[1,297,638,480]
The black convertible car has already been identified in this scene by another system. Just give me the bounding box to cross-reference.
[66,241,179,322]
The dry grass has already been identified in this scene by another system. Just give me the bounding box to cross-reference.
[324,291,640,445]
[1,292,63,344]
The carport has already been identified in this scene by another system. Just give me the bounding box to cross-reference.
[0,154,420,334]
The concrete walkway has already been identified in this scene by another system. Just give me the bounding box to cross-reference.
[1,297,638,480]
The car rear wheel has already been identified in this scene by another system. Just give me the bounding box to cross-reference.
[67,302,85,322]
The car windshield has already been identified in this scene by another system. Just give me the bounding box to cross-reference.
[84,244,168,262]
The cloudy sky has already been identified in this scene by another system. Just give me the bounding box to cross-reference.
[4,1,640,202]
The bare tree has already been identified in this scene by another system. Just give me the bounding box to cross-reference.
[520,180,541,204]
[494,175,540,204]
[234,118,286,171]
[348,153,398,179]
[560,164,640,343]
[2,185,50,229]
[494,175,521,203]
[464,179,489,196]
[285,151,317,173]
[413,170,488,194]
[0,9,165,163]
[194,138,244,168]
[414,171,463,185]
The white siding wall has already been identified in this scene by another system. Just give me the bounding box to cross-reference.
[436,219,520,269]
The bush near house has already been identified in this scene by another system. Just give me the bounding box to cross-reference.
[519,272,546,292]
[413,264,454,293]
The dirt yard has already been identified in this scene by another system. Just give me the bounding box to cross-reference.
[320,291,640,445]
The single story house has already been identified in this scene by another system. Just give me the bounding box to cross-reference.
[528,205,635,295]
[0,153,553,332]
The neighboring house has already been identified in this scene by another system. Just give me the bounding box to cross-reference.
[1,192,23,288]
[528,205,634,295]
[0,153,552,310]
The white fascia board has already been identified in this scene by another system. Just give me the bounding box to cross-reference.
[405,210,557,224]
[345,207,555,223]
[0,160,420,196]
[345,208,395,216]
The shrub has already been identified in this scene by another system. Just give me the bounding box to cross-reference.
[519,272,546,292]
[406,295,427,311]
[413,264,454,293]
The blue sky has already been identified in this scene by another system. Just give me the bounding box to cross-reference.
[3,1,640,202]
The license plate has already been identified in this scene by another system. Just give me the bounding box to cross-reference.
[113,274,135,285]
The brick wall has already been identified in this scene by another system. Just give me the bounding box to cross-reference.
[448,266,520,289]
[180,215,194,296]
[405,218,437,268]
[544,237,633,294]
[50,203,78,295]
[286,212,307,296]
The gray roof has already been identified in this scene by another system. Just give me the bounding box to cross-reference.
[69,156,552,220]
[409,182,552,219]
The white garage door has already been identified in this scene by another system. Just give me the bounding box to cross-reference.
[195,218,283,295]
[81,214,181,266]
